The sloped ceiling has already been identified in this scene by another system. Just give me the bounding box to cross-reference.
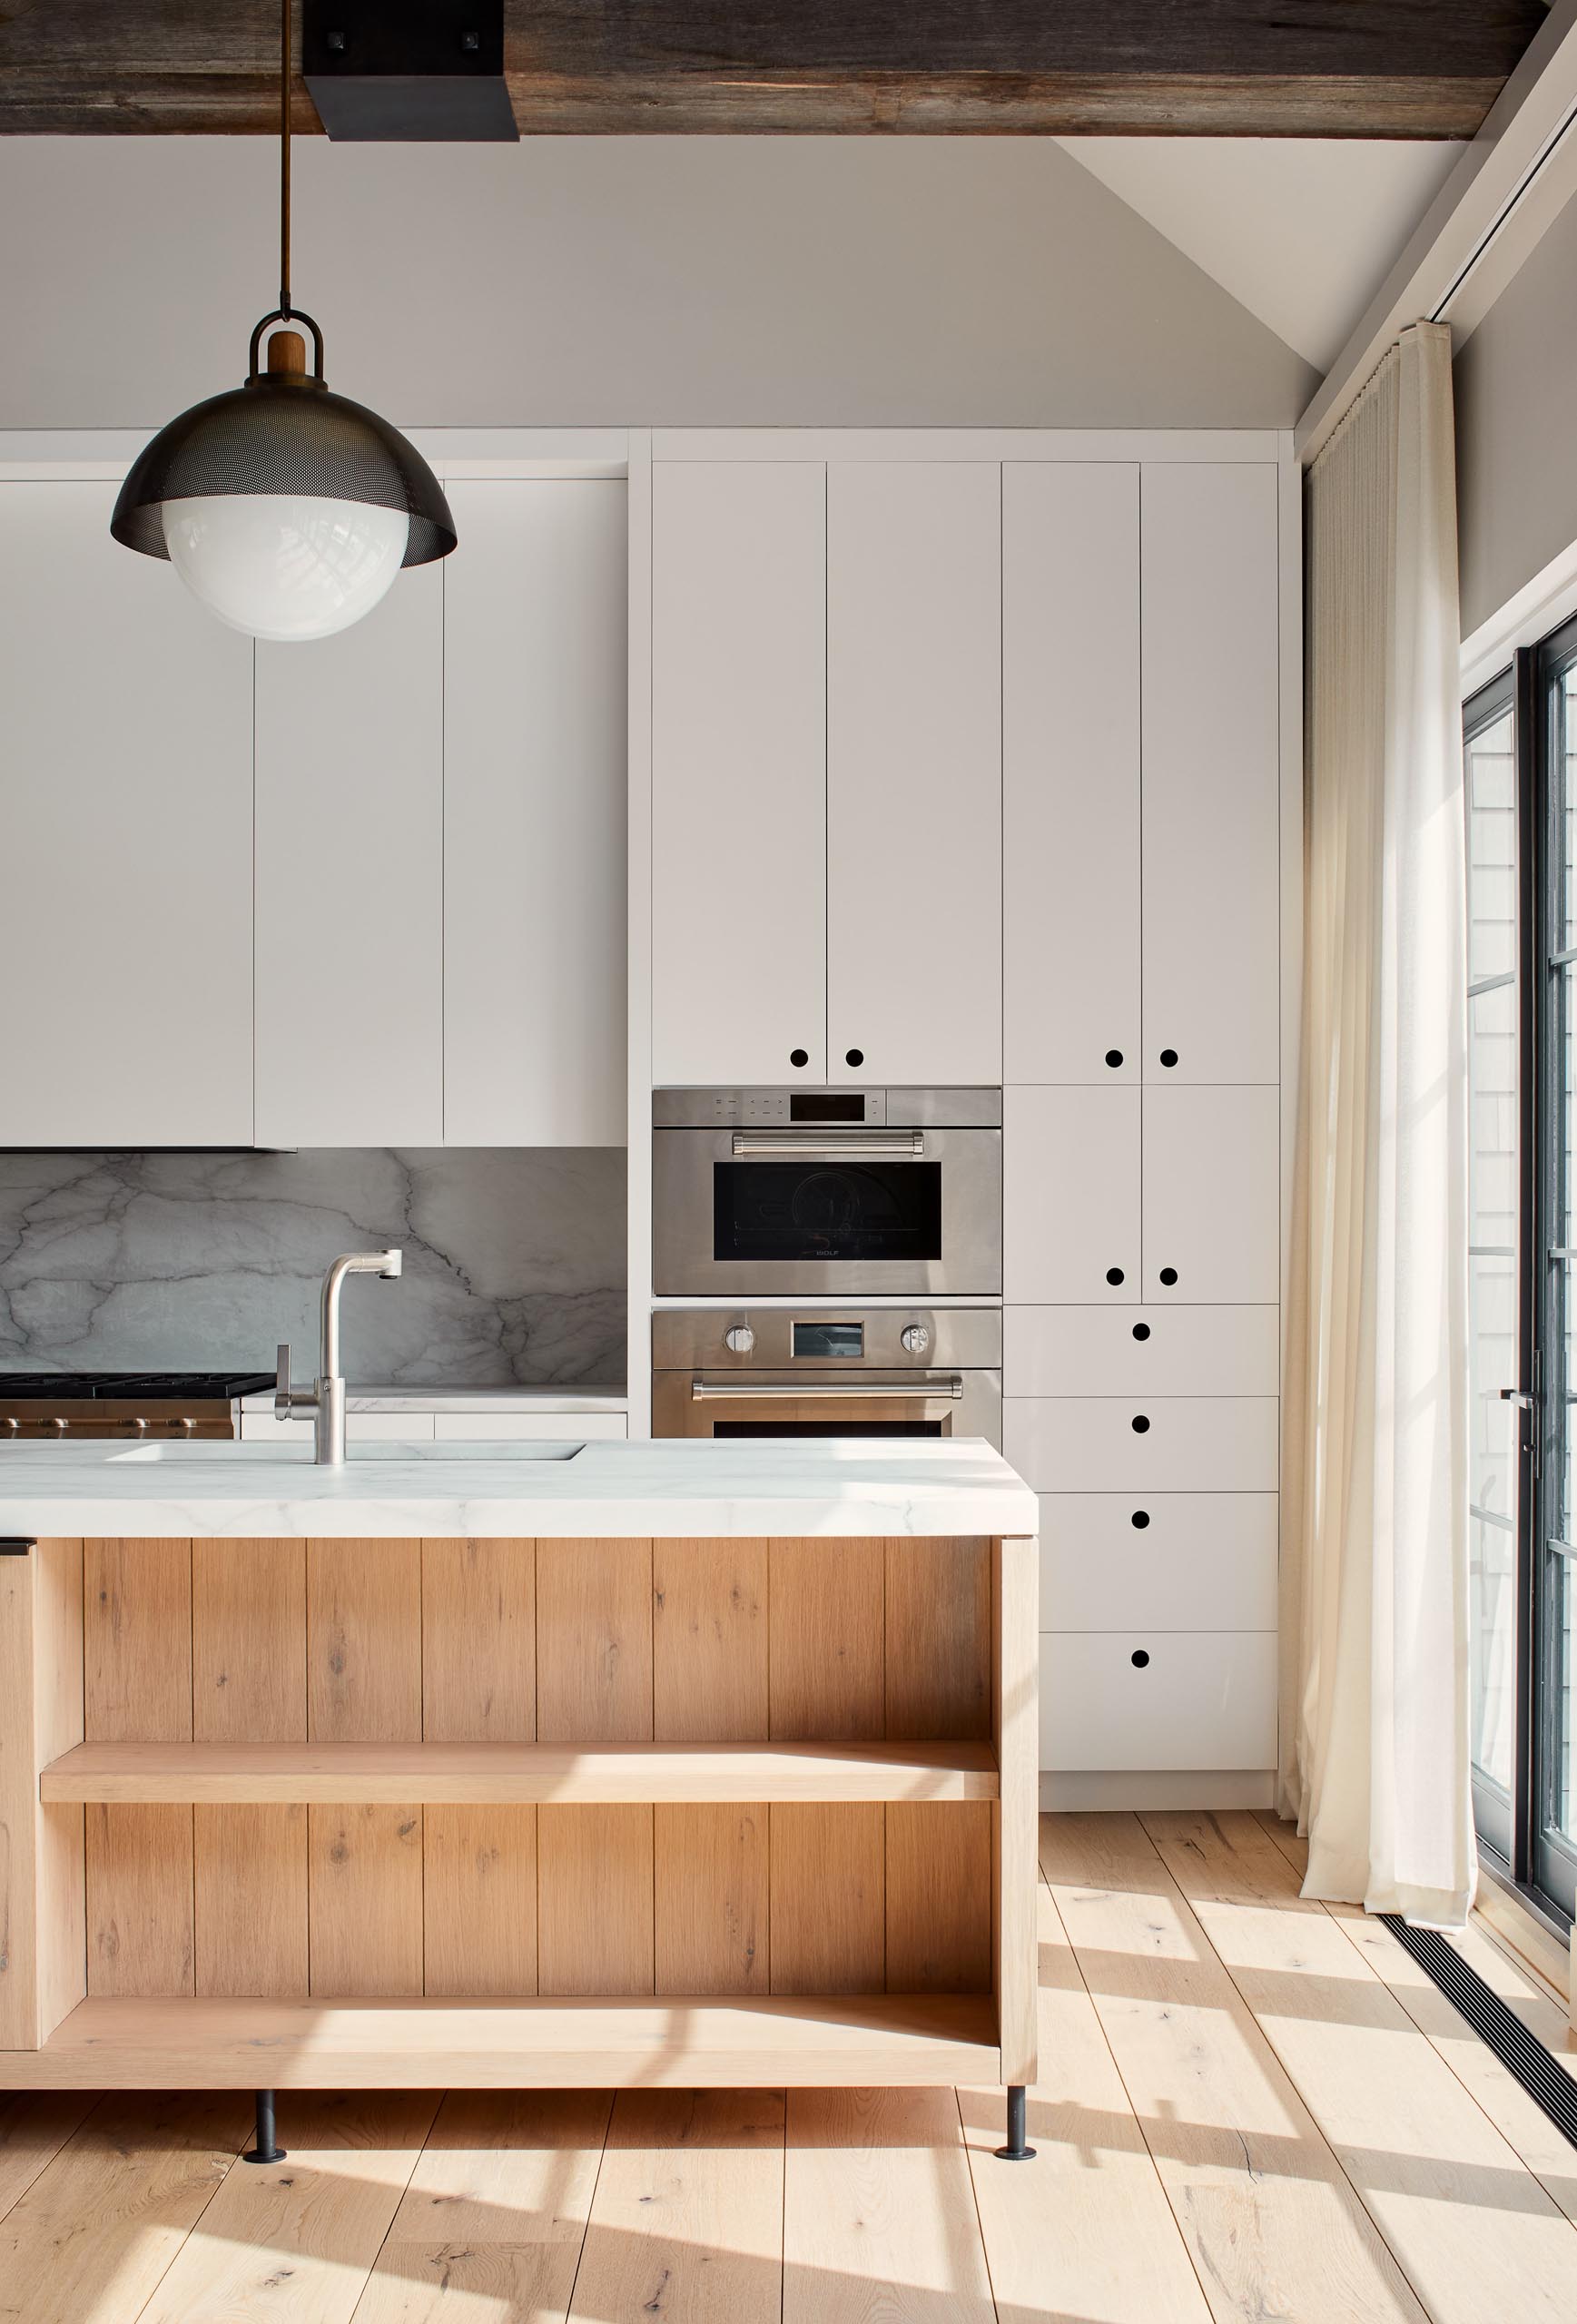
[1057,137,1466,372]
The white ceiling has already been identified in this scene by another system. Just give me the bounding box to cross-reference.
[1057,137,1466,372]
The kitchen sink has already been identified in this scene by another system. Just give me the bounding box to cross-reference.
[101,1439,586,1464]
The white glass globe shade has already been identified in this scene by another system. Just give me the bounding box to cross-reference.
[161,493,409,642]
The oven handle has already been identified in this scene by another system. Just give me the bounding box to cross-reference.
[690,1375,964,1402]
[729,1130,926,1157]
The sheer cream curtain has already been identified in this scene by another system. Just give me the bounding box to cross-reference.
[1282,320,1475,1925]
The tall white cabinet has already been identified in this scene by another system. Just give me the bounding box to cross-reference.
[1002,454,1285,1796]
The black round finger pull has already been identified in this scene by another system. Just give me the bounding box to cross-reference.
[1132,1323,1150,1342]
[1158,1266,1178,1286]
[790,1049,809,1068]
[1105,1049,1123,1068]
[1159,1049,1178,1068]
[1131,1510,1150,1530]
[1106,1266,1124,1285]
[1131,1413,1150,1433]
[845,1049,863,1068]
[1130,1649,1150,1669]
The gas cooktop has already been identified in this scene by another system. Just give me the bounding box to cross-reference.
[0,1372,273,1401]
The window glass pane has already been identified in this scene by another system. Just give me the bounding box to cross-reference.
[1551,1550,1574,1846]
[1564,667,1577,956]
[1467,705,1517,984]
[1469,983,1517,1250]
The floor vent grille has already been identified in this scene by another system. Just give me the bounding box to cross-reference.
[1379,1914,1577,2151]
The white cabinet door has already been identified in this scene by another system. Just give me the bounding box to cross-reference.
[1039,1492,1279,1632]
[1040,1631,1276,1770]
[255,567,444,1147]
[652,462,826,1087]
[1004,463,1140,1084]
[1140,462,1280,1084]
[1004,1086,1139,1305]
[827,463,1000,1085]
[445,479,628,1144]
[0,480,253,1145]
[1143,1085,1281,1305]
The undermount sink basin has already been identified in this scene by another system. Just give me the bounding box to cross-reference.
[101,1439,586,1465]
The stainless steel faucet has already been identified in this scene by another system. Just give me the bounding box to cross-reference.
[276,1248,403,1466]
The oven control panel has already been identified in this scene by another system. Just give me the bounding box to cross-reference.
[652,1306,1002,1371]
[653,1088,1002,1129]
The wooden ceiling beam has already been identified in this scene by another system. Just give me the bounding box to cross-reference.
[0,3,1551,140]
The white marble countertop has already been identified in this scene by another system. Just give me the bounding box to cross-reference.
[0,1437,1038,1540]
[235,1386,629,1413]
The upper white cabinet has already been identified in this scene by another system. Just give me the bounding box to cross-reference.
[444,478,628,1145]
[255,568,444,1147]
[826,463,1001,1085]
[1140,463,1280,1085]
[1004,463,1140,1085]
[0,480,253,1146]
[652,462,827,1086]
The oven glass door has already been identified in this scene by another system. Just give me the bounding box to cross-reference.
[712,1158,941,1267]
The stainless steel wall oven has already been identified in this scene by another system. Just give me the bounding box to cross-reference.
[652,1306,1001,1445]
[652,1087,1001,1298]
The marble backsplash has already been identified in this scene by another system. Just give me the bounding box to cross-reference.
[0,1148,626,1386]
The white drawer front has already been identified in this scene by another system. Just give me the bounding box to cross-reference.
[433,1411,628,1441]
[239,1413,435,1443]
[1040,1630,1276,1770]
[1040,1492,1278,1631]
[1006,1396,1278,1493]
[1006,1305,1278,1397]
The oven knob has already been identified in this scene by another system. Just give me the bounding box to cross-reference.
[724,1325,755,1355]
[900,1324,931,1355]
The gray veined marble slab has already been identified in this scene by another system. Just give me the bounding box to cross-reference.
[0,1147,625,1386]
[0,1437,1040,1540]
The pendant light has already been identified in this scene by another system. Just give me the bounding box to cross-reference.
[111,0,456,642]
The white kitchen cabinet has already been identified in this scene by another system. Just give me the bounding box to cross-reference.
[1039,1492,1279,1632]
[1004,1086,1139,1304]
[1143,1084,1281,1305]
[433,1410,627,1441]
[1005,1395,1279,1494]
[1140,461,1280,1084]
[445,479,628,1144]
[1006,1305,1279,1397]
[1040,1630,1276,1771]
[255,567,444,1147]
[652,462,827,1086]
[1004,463,1140,1084]
[0,479,253,1145]
[827,462,1001,1085]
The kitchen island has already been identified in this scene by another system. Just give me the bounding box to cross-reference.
[0,1440,1038,2152]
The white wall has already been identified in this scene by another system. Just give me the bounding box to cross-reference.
[0,136,1315,429]
[1455,177,1577,637]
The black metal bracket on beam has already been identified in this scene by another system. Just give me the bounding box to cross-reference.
[243,2089,286,2165]
[994,2084,1036,2161]
[0,1538,36,1556]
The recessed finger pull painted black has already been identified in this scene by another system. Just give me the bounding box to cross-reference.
[1131,1413,1150,1433]
[845,1049,863,1068]
[1105,1049,1123,1068]
[1132,1323,1150,1341]
[1106,1265,1125,1285]
[1131,1510,1150,1530]
[790,1049,809,1068]
[1159,1049,1178,1068]
[1158,1266,1178,1286]
[1131,1649,1150,1669]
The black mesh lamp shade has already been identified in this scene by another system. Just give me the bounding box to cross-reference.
[112,320,456,642]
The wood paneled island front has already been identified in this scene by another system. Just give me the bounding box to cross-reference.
[0,1440,1038,2155]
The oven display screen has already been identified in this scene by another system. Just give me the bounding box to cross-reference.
[713,1161,942,1265]
[792,1321,863,1360]
[789,1094,865,1122]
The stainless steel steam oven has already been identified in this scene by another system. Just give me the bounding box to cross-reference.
[652,1086,1001,1298]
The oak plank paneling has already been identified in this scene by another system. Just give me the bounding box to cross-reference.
[86,1804,193,1997]
[308,1539,422,1743]
[424,1806,537,1997]
[192,1538,305,1742]
[653,1539,768,1743]
[84,1538,191,1742]
[884,1537,990,1740]
[770,1806,884,1995]
[193,1803,308,1998]
[536,1540,653,1743]
[537,1806,654,1995]
[768,1540,883,1741]
[309,1805,424,1996]
[421,1538,536,1742]
[655,1804,769,1995]
[885,1800,993,1993]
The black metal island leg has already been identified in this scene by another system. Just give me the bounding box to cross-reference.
[994,2083,1035,2161]
[243,2088,286,2164]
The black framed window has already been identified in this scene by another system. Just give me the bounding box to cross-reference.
[1464,626,1577,1926]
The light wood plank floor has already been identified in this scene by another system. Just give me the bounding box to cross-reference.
[2,1811,1573,2324]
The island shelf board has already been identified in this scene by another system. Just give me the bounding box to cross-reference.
[0,1993,1000,2091]
[41,1738,1001,1806]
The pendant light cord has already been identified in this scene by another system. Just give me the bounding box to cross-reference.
[280,0,292,320]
